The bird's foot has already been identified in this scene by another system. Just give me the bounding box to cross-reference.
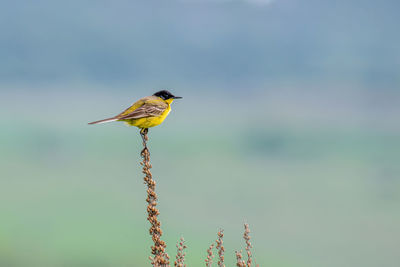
[140,128,149,148]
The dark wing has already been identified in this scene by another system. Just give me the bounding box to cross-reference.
[117,102,167,120]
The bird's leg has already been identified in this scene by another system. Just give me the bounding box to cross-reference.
[140,128,146,144]
[140,128,149,148]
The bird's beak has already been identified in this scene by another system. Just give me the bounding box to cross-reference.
[173,96,182,99]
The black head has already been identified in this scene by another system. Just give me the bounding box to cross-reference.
[153,90,182,100]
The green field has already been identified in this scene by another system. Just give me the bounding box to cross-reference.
[1,88,399,266]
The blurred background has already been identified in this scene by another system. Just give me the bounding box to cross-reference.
[1,0,399,266]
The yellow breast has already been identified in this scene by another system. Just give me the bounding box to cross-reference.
[123,104,171,128]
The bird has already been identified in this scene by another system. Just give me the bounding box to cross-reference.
[88,90,182,142]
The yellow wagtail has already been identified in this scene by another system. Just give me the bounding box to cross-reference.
[88,90,182,141]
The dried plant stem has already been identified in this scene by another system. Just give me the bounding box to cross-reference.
[243,223,252,267]
[140,128,170,266]
[174,237,187,267]
[235,251,246,267]
[205,243,214,267]
[216,230,225,267]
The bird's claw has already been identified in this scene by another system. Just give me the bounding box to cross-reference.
[140,128,149,148]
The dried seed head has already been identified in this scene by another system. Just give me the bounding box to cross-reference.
[216,230,225,267]
[174,237,187,267]
[235,250,246,267]
[205,243,215,267]
[140,130,169,266]
[243,223,252,267]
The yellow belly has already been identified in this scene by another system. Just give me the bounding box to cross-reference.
[121,106,171,128]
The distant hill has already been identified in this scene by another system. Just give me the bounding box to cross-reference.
[0,0,399,88]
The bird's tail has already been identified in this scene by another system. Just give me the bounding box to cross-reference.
[88,117,118,125]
